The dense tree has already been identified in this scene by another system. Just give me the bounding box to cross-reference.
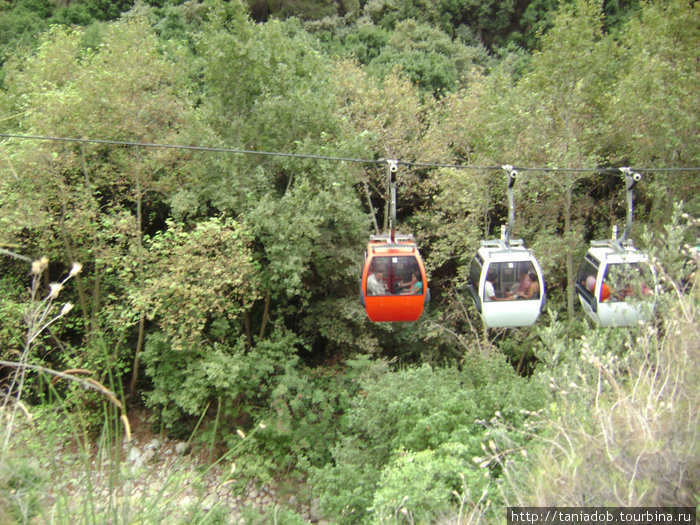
[0,13,196,384]
[366,18,490,94]
[506,0,618,318]
[192,2,368,321]
[604,0,699,220]
[420,0,638,323]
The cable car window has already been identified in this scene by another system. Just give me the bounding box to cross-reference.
[577,258,600,300]
[484,261,540,301]
[469,257,483,289]
[602,263,654,302]
[366,256,424,296]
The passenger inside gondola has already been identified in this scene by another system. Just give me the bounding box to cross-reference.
[516,272,540,299]
[484,269,499,301]
[484,262,540,301]
[397,272,422,294]
[510,264,533,295]
[584,275,611,301]
[603,263,654,301]
[366,256,424,296]
[367,270,388,295]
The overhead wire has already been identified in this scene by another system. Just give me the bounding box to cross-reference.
[0,132,698,174]
[0,133,380,165]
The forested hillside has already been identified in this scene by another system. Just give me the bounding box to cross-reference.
[1,0,698,523]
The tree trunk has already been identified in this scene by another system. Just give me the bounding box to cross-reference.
[80,145,102,337]
[364,181,380,235]
[59,203,90,330]
[129,313,146,397]
[129,182,146,399]
[258,292,271,342]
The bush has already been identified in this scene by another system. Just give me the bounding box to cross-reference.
[141,328,297,437]
[142,330,384,486]
[371,443,489,523]
[226,354,386,485]
[311,354,548,524]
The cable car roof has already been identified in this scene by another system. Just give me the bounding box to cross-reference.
[476,239,536,262]
[368,233,418,255]
[586,240,649,264]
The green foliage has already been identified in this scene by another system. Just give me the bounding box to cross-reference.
[419,0,699,324]
[312,355,547,523]
[604,0,699,217]
[0,0,53,66]
[247,176,366,299]
[135,218,260,350]
[141,330,379,483]
[0,12,198,388]
[248,0,345,20]
[505,291,699,507]
[0,382,241,525]
[142,322,305,435]
[436,0,519,47]
[371,443,487,522]
[0,2,697,521]
[337,21,391,64]
[0,451,44,523]
[365,19,479,95]
[312,17,490,96]
[199,10,339,149]
[141,332,243,433]
[51,2,95,25]
[511,0,560,49]
[230,354,384,481]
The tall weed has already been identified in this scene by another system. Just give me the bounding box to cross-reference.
[0,256,231,524]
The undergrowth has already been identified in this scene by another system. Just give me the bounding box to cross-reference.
[0,255,249,524]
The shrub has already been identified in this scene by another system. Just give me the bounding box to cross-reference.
[371,443,489,523]
[311,353,548,524]
[225,354,387,485]
[142,329,383,486]
[497,298,699,507]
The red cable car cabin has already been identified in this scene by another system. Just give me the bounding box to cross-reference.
[360,234,430,322]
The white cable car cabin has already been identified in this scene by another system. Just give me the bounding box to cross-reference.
[467,239,546,328]
[575,240,656,327]
[574,168,657,327]
[466,166,546,328]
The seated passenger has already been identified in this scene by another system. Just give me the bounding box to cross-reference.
[516,272,539,299]
[585,275,610,302]
[367,271,388,296]
[411,275,423,295]
[510,267,533,295]
[398,272,423,295]
[485,270,515,301]
[484,277,497,301]
[618,281,653,300]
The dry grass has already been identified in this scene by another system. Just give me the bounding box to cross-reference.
[496,286,699,509]
[1,257,130,454]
